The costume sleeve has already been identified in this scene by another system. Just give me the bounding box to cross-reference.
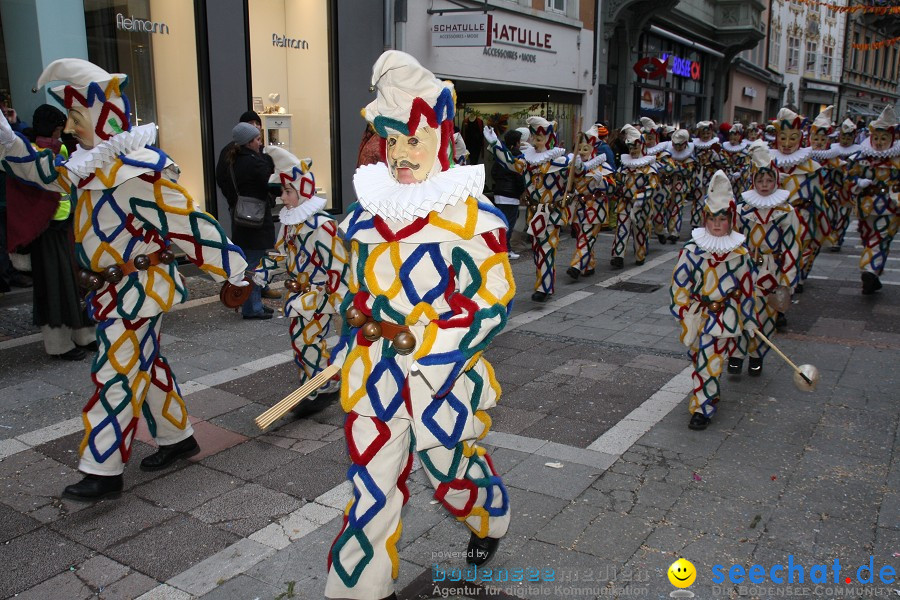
[128,172,248,283]
[314,218,349,317]
[0,132,69,194]
[669,247,695,320]
[412,228,515,397]
[737,257,759,331]
[780,209,801,289]
[489,141,527,175]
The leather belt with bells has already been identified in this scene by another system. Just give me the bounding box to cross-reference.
[753,251,783,267]
[79,249,176,291]
[694,289,741,314]
[344,306,416,355]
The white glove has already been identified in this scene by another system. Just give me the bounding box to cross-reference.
[0,114,16,147]
[251,272,268,287]
[483,126,498,145]
[228,275,250,287]
[856,178,873,189]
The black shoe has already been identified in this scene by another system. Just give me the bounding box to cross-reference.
[10,272,32,288]
[566,266,580,280]
[62,474,123,502]
[688,412,711,430]
[727,357,743,374]
[54,347,86,361]
[76,341,99,352]
[775,312,788,329]
[861,272,882,295]
[140,436,200,471]
[262,305,275,314]
[668,235,679,244]
[795,283,804,294]
[635,259,645,266]
[610,257,624,270]
[658,234,667,244]
[583,268,595,277]
[531,291,549,302]
[380,595,397,600]
[243,311,274,320]
[466,533,501,567]
[748,357,763,376]
[830,246,841,253]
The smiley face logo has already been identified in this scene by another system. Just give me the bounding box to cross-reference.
[668,558,696,588]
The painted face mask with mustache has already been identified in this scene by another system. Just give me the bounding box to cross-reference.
[387,126,440,184]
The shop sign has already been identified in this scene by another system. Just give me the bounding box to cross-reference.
[491,19,553,52]
[116,13,169,34]
[272,34,309,49]
[662,54,701,80]
[431,14,491,47]
[633,56,669,79]
[482,47,537,63]
[743,86,757,98]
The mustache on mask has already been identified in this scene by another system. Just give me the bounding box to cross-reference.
[392,160,420,170]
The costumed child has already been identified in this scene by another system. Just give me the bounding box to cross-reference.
[721,122,751,196]
[640,117,671,244]
[657,128,698,244]
[807,106,847,255]
[486,115,571,301]
[670,170,758,431]
[0,58,248,500]
[251,146,348,407]
[829,118,862,252]
[325,51,514,600]
[847,105,900,295]
[771,107,828,293]
[746,122,761,143]
[691,121,726,229]
[730,141,800,375]
[764,123,777,148]
[611,124,660,269]
[566,125,614,279]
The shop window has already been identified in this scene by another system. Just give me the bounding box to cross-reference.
[248,0,333,208]
[83,0,204,206]
[805,40,817,73]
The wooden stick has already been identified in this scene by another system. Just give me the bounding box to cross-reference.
[255,364,340,429]
[562,115,583,202]
[752,330,812,384]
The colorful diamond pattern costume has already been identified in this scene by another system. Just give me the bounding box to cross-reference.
[847,141,900,278]
[612,154,659,263]
[569,155,614,272]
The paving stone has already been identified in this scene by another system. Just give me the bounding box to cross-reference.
[574,512,653,561]
[191,483,303,536]
[0,528,93,596]
[99,571,160,599]
[200,439,297,480]
[167,538,276,596]
[502,454,599,501]
[132,463,242,512]
[244,514,343,588]
[534,487,611,548]
[106,514,241,582]
[74,554,131,589]
[0,449,91,521]
[488,405,546,435]
[49,494,175,551]
[518,414,606,449]
[12,569,93,600]
[196,574,280,599]
[254,453,350,501]
[207,403,270,439]
[182,387,251,421]
[668,488,773,542]
[186,419,249,461]
[0,498,41,542]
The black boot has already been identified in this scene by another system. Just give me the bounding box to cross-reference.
[775,312,788,329]
[62,474,123,501]
[583,268,595,277]
[795,283,804,294]
[727,357,743,374]
[830,245,841,252]
[566,266,580,280]
[688,412,711,430]
[140,436,200,471]
[658,233,667,244]
[635,259,645,266]
[668,235,679,244]
[531,291,550,302]
[861,272,882,295]
[610,257,624,270]
[466,533,501,566]
[748,357,763,376]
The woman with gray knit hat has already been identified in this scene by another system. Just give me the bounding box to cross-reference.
[216,121,276,318]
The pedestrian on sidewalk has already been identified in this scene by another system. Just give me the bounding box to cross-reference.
[326,50,514,600]
[490,128,525,259]
[567,125,614,280]
[250,146,348,411]
[670,170,759,431]
[0,58,249,501]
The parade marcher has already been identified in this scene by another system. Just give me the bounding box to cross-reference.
[721,123,751,196]
[0,59,249,500]
[640,117,671,244]
[771,107,828,293]
[846,105,900,295]
[251,146,348,405]
[764,123,777,148]
[611,124,659,269]
[326,51,513,600]
[566,125,614,279]
[807,106,847,255]
[670,170,758,431]
[731,141,800,374]
[657,129,698,244]
[691,121,726,229]
[829,118,862,252]
[487,115,571,301]
[746,122,761,143]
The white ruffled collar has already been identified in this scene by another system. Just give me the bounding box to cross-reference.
[279,195,327,225]
[858,138,900,159]
[353,162,484,222]
[722,140,749,153]
[64,124,158,178]
[645,142,668,156]
[620,153,655,169]
[809,147,841,161]
[691,227,746,254]
[522,145,566,166]
[741,188,790,209]
[582,155,608,172]
[765,134,776,142]
[693,138,719,150]
[831,143,860,157]
[772,146,812,168]
[666,143,695,161]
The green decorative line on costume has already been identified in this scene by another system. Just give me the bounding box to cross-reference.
[108,119,124,135]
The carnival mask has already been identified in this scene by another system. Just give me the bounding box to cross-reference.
[870,129,894,152]
[777,128,802,154]
[809,129,829,151]
[531,131,550,152]
[576,139,594,161]
[387,127,439,184]
[64,106,95,149]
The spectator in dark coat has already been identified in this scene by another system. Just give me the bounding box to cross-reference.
[491,129,526,259]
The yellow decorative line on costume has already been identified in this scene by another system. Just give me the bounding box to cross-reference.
[857,138,900,159]
[64,123,158,178]
[279,196,327,225]
[691,228,747,254]
[353,162,484,222]
[772,147,813,168]
[741,189,791,209]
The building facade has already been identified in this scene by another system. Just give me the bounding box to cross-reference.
[722,0,781,125]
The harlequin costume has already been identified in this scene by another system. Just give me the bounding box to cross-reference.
[771,107,829,292]
[656,129,698,244]
[846,106,900,295]
[0,59,248,500]
[829,118,862,252]
[487,115,570,301]
[566,125,614,279]
[691,121,726,228]
[251,147,348,400]
[721,123,751,197]
[731,141,800,376]
[611,124,660,269]
[640,117,671,245]
[670,170,758,431]
[807,107,847,255]
[325,51,513,600]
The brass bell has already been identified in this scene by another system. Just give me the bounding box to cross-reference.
[159,249,176,264]
[285,279,301,293]
[755,256,765,266]
[345,307,367,328]
[361,320,382,342]
[103,265,124,284]
[87,273,103,291]
[301,283,312,294]
[78,269,94,289]
[392,331,416,355]
[709,301,722,313]
[133,254,151,270]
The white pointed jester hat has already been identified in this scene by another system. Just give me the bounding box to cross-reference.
[775,107,803,131]
[266,146,316,199]
[840,118,857,134]
[704,170,736,217]
[869,105,898,133]
[639,117,660,134]
[621,124,642,146]
[747,139,778,182]
[811,105,834,134]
